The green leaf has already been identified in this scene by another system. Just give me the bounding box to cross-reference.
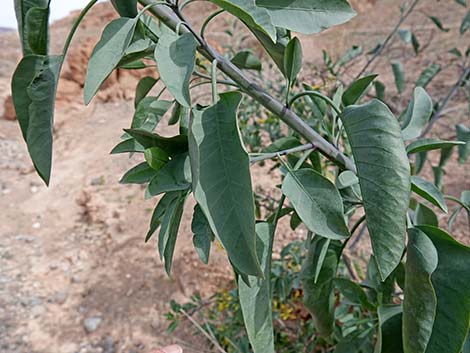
[132,98,173,131]
[144,147,170,170]
[456,124,470,163]
[461,11,470,34]
[375,80,386,101]
[11,54,62,185]
[428,16,449,32]
[84,18,138,104]
[191,205,213,264]
[262,136,301,153]
[414,203,438,227]
[250,27,289,75]
[147,153,192,196]
[416,64,441,88]
[406,138,465,154]
[110,0,138,17]
[110,138,145,154]
[455,0,467,7]
[210,0,276,41]
[403,228,438,353]
[306,235,331,284]
[342,74,378,106]
[416,226,470,353]
[334,278,374,309]
[24,6,49,55]
[284,37,303,84]
[135,76,158,108]
[154,28,197,108]
[14,0,49,55]
[124,129,188,155]
[120,162,156,184]
[336,170,359,189]
[392,61,405,94]
[377,305,404,353]
[239,222,275,353]
[282,169,350,240]
[189,92,262,276]
[301,242,339,337]
[256,0,356,35]
[411,176,447,213]
[146,192,180,242]
[341,100,411,280]
[158,191,188,275]
[401,87,433,140]
[231,50,262,71]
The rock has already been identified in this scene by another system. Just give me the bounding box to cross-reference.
[99,336,116,353]
[48,291,68,305]
[83,317,102,333]
[2,95,16,121]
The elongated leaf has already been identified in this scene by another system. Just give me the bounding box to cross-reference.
[401,87,433,140]
[342,74,378,106]
[111,0,138,17]
[282,169,349,240]
[428,16,449,32]
[125,129,188,155]
[158,191,187,275]
[191,205,213,264]
[307,235,330,284]
[416,64,441,88]
[411,176,447,213]
[239,222,275,353]
[416,226,470,353]
[461,11,470,34]
[11,54,62,185]
[301,242,339,337]
[284,37,302,84]
[110,138,145,154]
[231,50,262,71]
[132,98,172,131]
[250,27,289,75]
[341,100,411,280]
[146,191,180,242]
[334,278,374,309]
[24,6,49,55]
[120,162,156,184]
[14,0,49,55]
[456,124,470,164]
[256,0,356,35]
[189,92,262,276]
[84,18,138,104]
[403,228,438,353]
[154,29,197,107]
[377,305,404,353]
[406,138,465,154]
[392,61,405,94]
[147,153,191,196]
[210,0,276,41]
[135,76,158,108]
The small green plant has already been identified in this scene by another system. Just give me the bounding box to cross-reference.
[10,0,470,352]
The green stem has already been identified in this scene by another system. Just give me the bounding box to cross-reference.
[200,9,225,38]
[250,143,315,164]
[444,195,470,214]
[211,59,218,104]
[289,91,342,116]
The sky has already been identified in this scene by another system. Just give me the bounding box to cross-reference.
[0,1,103,28]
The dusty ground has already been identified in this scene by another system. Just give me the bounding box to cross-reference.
[0,1,468,353]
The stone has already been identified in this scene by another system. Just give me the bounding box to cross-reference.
[83,317,102,333]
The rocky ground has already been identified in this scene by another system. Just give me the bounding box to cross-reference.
[0,1,468,353]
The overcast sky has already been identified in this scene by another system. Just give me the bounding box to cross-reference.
[0,1,104,28]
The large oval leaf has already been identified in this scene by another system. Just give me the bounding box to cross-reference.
[340,99,411,280]
[238,222,275,353]
[281,169,350,240]
[154,27,197,108]
[189,91,262,276]
[403,228,438,353]
[416,226,470,353]
[210,0,276,41]
[256,0,356,34]
[84,18,138,104]
[11,54,63,185]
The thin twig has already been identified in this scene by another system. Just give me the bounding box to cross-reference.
[421,67,470,137]
[250,143,316,163]
[354,0,421,80]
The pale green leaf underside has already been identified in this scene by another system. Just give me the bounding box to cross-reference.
[401,87,433,140]
[341,99,411,280]
[256,0,356,34]
[189,91,262,276]
[282,169,350,240]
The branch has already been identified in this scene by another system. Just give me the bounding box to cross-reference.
[250,143,316,163]
[138,0,357,173]
[421,66,470,137]
[354,0,421,80]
